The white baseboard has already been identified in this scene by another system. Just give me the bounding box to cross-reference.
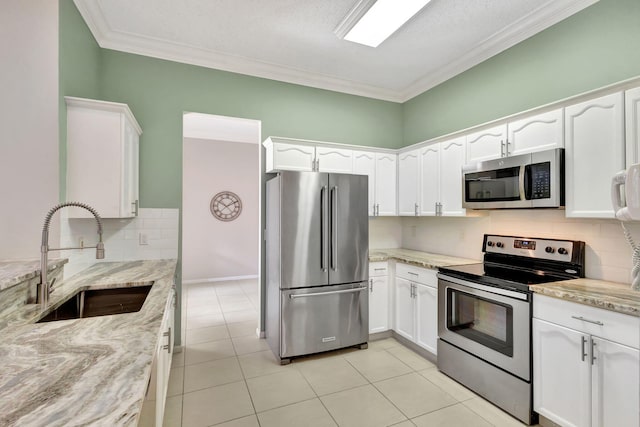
[183,275,258,285]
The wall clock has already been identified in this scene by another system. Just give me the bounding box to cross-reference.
[210,191,242,221]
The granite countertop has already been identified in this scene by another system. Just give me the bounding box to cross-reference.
[0,259,177,426]
[530,278,640,317]
[0,258,69,291]
[370,248,479,269]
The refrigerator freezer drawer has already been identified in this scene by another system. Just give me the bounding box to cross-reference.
[280,282,368,358]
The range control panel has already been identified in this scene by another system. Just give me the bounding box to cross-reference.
[484,234,574,262]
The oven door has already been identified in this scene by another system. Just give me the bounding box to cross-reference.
[437,274,531,381]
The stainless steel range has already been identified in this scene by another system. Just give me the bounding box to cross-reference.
[437,234,586,425]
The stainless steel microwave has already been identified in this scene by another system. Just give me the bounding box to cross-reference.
[462,148,564,209]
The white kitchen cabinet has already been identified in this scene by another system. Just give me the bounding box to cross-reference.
[398,150,420,216]
[353,151,397,216]
[507,108,564,156]
[625,86,640,166]
[263,137,353,173]
[65,97,142,218]
[419,145,439,216]
[533,294,639,427]
[438,137,466,216]
[368,262,389,334]
[394,263,438,355]
[565,92,625,218]
[394,277,415,341]
[465,124,506,163]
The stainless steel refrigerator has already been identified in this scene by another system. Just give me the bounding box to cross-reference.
[266,171,369,364]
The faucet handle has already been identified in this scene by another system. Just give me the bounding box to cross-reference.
[48,277,57,293]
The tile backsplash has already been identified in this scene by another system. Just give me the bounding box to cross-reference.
[402,209,640,284]
[60,208,179,278]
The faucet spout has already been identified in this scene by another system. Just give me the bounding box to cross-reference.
[39,202,104,306]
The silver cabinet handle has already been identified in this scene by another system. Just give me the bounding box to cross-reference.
[163,327,171,352]
[316,159,320,171]
[500,140,505,157]
[290,286,367,299]
[372,203,376,216]
[414,203,418,216]
[408,272,418,276]
[376,204,380,216]
[505,139,510,156]
[131,199,139,216]
[369,278,373,293]
[580,336,587,362]
[374,268,386,271]
[571,316,604,326]
[320,185,328,272]
[591,339,597,365]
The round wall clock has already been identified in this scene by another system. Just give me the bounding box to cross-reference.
[210,191,242,221]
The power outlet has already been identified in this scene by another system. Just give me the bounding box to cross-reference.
[139,233,149,245]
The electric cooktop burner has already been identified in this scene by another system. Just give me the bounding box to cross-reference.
[438,234,586,293]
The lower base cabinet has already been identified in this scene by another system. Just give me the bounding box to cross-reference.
[142,288,176,426]
[394,263,438,355]
[533,294,639,427]
[369,275,389,333]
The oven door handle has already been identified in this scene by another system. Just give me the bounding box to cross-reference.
[437,274,529,301]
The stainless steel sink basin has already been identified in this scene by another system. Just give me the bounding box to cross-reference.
[37,283,153,323]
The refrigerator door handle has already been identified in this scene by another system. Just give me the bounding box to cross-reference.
[331,186,338,271]
[289,286,367,299]
[320,185,328,272]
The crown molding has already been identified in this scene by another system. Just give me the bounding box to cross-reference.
[74,0,598,104]
[399,0,599,102]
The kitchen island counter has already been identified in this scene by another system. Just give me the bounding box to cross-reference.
[0,259,177,427]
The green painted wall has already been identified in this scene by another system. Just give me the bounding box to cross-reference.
[403,0,640,145]
[99,52,403,208]
[58,0,102,201]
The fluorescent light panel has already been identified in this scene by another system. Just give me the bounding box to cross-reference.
[344,0,431,47]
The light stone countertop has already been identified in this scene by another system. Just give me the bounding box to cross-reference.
[0,259,177,427]
[369,248,479,269]
[530,278,640,317]
[0,258,69,291]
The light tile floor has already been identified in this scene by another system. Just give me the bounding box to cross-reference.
[152,279,538,427]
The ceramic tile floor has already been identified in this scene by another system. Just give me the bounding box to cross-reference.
[145,279,538,427]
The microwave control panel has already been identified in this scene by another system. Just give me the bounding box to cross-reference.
[530,162,551,199]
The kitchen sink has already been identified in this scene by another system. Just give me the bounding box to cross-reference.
[37,283,153,323]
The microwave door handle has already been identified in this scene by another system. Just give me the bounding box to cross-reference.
[524,165,532,200]
[519,165,527,201]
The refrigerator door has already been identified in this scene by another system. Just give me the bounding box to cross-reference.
[280,282,369,358]
[280,171,330,289]
[328,173,369,285]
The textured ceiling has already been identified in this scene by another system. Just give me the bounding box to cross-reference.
[75,0,598,102]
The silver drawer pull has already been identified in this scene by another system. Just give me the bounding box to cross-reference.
[407,272,419,276]
[374,268,386,271]
[571,316,604,326]
[290,287,367,299]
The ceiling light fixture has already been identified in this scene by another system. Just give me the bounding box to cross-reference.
[334,0,431,48]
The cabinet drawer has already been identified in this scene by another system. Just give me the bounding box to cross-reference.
[533,294,639,349]
[369,262,388,277]
[396,263,437,287]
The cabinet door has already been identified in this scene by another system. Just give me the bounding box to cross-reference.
[394,277,415,341]
[369,276,389,334]
[375,153,397,216]
[533,319,591,427]
[591,336,639,427]
[465,124,506,163]
[415,283,437,354]
[122,119,139,217]
[398,150,420,216]
[271,142,315,172]
[626,87,640,167]
[507,108,564,156]
[316,146,353,173]
[565,92,624,218]
[353,151,376,216]
[419,145,439,216]
[439,137,466,216]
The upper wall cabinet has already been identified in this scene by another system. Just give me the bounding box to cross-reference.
[565,92,625,218]
[398,149,420,216]
[507,108,564,157]
[263,137,352,173]
[626,87,640,167]
[65,97,142,219]
[352,150,397,216]
[466,109,564,163]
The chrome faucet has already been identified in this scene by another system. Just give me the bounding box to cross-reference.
[39,202,105,306]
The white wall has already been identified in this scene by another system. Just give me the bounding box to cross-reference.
[0,2,59,259]
[182,138,259,282]
[59,208,180,278]
[402,210,640,284]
